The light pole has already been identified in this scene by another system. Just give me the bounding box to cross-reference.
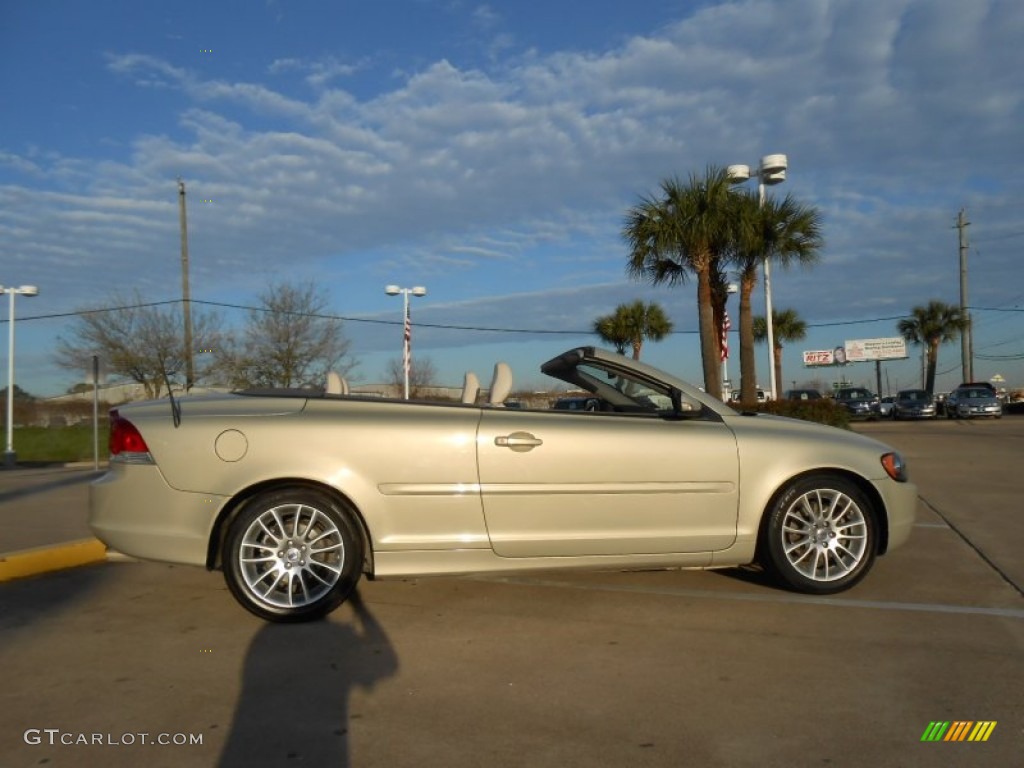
[385,284,427,400]
[3,285,40,468]
[721,282,739,401]
[728,153,788,401]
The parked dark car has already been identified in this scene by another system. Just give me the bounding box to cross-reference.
[893,389,936,420]
[957,381,996,394]
[833,387,880,420]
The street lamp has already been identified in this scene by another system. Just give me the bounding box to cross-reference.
[728,153,788,401]
[721,282,739,401]
[3,284,40,468]
[385,284,427,400]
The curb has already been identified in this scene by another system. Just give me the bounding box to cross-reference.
[0,538,109,583]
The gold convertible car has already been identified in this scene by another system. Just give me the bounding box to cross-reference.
[90,347,916,622]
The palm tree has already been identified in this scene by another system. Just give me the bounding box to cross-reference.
[754,308,807,397]
[593,313,630,356]
[593,300,674,360]
[731,191,823,404]
[897,301,967,394]
[624,166,735,397]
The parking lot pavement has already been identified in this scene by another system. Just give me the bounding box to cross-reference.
[0,466,106,584]
[1,423,1022,767]
[0,466,100,552]
[855,415,1024,596]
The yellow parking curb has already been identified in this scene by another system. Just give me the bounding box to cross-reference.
[0,538,108,583]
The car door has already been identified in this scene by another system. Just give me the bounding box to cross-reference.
[476,408,739,558]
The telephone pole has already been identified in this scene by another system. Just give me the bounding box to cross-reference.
[178,179,195,392]
[956,208,972,383]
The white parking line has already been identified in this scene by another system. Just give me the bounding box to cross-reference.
[469,574,1024,619]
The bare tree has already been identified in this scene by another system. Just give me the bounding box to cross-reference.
[386,356,438,399]
[54,293,220,399]
[214,281,357,389]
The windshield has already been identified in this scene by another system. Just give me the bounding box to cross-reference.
[570,364,673,410]
[540,347,714,418]
[897,390,928,401]
[839,389,872,400]
[960,389,990,399]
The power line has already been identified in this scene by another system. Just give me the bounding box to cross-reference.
[973,229,1024,243]
[5,300,180,322]
[6,298,1023,339]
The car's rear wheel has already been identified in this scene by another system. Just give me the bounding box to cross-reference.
[761,474,877,594]
[223,488,363,622]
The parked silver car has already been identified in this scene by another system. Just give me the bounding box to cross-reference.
[878,396,896,418]
[892,389,936,420]
[90,347,916,622]
[946,387,1003,419]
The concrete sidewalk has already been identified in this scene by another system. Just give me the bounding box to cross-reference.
[0,466,110,583]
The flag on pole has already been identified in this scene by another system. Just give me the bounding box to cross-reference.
[720,310,731,362]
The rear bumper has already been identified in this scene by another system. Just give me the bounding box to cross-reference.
[89,463,227,567]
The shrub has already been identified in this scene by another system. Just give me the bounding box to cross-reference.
[729,398,851,429]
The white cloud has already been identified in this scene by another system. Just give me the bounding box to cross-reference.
[6,0,1024,393]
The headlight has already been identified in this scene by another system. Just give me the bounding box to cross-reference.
[881,452,908,482]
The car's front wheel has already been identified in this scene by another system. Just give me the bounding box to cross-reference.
[760,474,877,594]
[223,488,363,622]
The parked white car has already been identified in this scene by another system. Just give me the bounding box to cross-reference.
[90,347,916,622]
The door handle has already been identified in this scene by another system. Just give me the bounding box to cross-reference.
[495,432,543,452]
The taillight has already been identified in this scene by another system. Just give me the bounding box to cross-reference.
[109,410,152,462]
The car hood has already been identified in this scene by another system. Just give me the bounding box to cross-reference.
[723,411,895,455]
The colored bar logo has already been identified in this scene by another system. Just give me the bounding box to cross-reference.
[921,721,996,742]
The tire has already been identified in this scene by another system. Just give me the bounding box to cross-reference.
[223,488,363,622]
[760,474,877,594]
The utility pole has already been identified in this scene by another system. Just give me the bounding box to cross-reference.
[178,179,195,392]
[956,208,972,383]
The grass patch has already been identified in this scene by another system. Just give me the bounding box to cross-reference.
[10,425,109,463]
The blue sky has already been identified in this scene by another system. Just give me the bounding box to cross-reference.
[2,0,1023,398]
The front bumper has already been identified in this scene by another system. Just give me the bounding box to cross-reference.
[897,408,935,419]
[90,463,228,567]
[843,405,878,420]
[957,405,1001,417]
[871,476,917,554]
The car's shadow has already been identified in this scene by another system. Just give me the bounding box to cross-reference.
[217,590,398,768]
[710,564,780,590]
[0,563,112,645]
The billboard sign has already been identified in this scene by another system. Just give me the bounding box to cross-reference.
[843,337,908,362]
[803,337,908,366]
[802,349,835,366]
